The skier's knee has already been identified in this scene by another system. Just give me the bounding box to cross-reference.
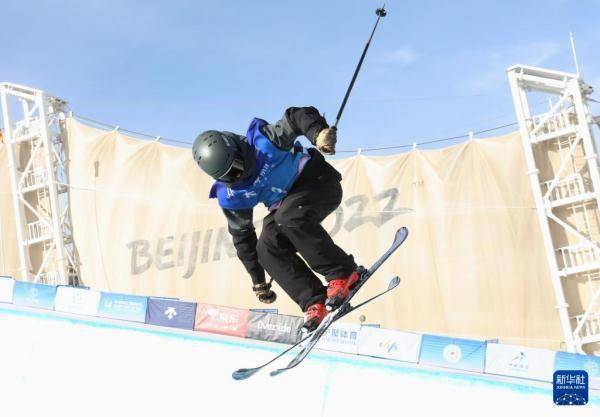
[273,206,308,227]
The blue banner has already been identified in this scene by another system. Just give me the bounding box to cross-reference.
[98,292,148,322]
[419,334,486,372]
[146,298,197,330]
[555,351,600,389]
[12,281,57,310]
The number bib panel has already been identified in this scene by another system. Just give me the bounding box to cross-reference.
[209,118,305,210]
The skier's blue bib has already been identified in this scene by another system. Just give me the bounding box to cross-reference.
[209,118,305,210]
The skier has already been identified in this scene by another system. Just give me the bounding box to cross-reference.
[192,106,360,332]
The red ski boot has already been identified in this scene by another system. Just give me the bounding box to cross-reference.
[302,303,328,333]
[325,270,361,311]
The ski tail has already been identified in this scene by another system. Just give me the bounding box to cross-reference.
[232,368,260,381]
[231,329,314,380]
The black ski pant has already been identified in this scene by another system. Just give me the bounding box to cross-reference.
[256,151,356,312]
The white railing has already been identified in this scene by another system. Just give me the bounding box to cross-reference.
[23,168,48,189]
[541,173,586,203]
[37,271,61,285]
[529,110,578,136]
[12,118,41,142]
[573,311,600,339]
[557,244,600,273]
[27,220,52,243]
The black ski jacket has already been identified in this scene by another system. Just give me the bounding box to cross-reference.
[223,107,329,285]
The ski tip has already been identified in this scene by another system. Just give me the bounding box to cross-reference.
[232,368,259,381]
[270,368,286,377]
[389,276,401,289]
[396,227,409,239]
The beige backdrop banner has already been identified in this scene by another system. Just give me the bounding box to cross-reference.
[0,143,20,278]
[62,117,566,349]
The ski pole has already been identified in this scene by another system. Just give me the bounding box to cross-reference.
[332,5,387,128]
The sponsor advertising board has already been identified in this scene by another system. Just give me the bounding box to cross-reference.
[146,298,197,330]
[98,292,148,322]
[419,334,486,372]
[12,281,56,310]
[484,343,556,382]
[358,326,422,363]
[315,322,361,355]
[246,311,302,344]
[54,286,101,316]
[194,303,249,337]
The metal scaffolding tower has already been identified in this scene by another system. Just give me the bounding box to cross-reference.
[0,83,79,285]
[508,65,600,353]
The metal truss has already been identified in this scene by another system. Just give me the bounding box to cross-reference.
[508,65,600,353]
[0,83,79,285]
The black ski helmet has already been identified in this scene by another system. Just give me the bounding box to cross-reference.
[192,130,245,183]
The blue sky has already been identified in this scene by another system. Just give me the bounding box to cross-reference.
[2,0,600,153]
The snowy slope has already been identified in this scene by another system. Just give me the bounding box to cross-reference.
[0,304,598,417]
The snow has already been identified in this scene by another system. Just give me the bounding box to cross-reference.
[0,305,598,417]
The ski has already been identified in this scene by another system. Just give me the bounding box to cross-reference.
[231,275,401,381]
[269,226,408,377]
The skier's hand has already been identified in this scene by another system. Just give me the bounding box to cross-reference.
[315,127,337,155]
[253,282,277,304]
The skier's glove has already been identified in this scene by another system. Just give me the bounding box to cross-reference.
[315,127,337,155]
[253,282,277,304]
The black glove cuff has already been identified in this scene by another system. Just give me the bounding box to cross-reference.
[253,282,271,292]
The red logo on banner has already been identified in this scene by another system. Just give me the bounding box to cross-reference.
[194,303,249,337]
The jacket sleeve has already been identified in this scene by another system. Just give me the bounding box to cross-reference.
[260,106,329,151]
[222,208,265,285]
